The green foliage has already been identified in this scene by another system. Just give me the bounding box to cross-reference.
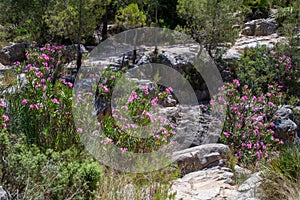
[176,0,245,58]
[274,1,300,46]
[0,133,103,199]
[45,0,106,43]
[95,166,178,200]
[234,45,298,96]
[261,144,300,200]
[115,3,147,28]
[243,0,270,11]
[0,0,53,43]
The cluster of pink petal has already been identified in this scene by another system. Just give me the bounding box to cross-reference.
[216,81,285,163]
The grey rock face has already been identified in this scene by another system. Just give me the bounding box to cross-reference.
[159,105,221,149]
[223,33,287,61]
[234,165,252,180]
[0,43,26,65]
[65,44,88,54]
[274,105,298,141]
[241,18,277,36]
[229,172,263,200]
[172,143,229,175]
[0,186,8,200]
[170,166,239,200]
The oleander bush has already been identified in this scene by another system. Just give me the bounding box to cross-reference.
[2,44,77,151]
[215,80,286,166]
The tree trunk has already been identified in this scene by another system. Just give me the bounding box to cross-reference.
[76,0,83,72]
[101,0,109,42]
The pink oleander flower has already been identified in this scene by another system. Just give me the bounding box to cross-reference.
[120,147,128,154]
[103,85,109,93]
[142,85,149,95]
[241,96,248,102]
[128,91,138,103]
[67,82,73,88]
[42,53,50,61]
[42,62,48,67]
[42,85,47,91]
[0,102,7,107]
[21,99,28,105]
[52,98,60,105]
[247,142,252,149]
[151,97,158,106]
[223,132,230,138]
[29,104,39,110]
[77,128,83,133]
[165,87,173,94]
[2,114,9,121]
[110,75,115,79]
[14,61,20,66]
[233,79,240,87]
[256,150,263,160]
[34,84,40,89]
[268,102,275,107]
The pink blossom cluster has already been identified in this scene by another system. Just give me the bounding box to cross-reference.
[215,80,286,164]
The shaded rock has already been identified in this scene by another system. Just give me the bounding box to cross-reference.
[241,18,277,36]
[163,95,177,107]
[172,143,229,175]
[0,186,8,200]
[241,21,255,36]
[254,19,277,36]
[274,105,297,141]
[0,43,26,65]
[65,44,88,54]
[159,105,222,149]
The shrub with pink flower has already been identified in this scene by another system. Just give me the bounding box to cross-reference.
[11,43,76,150]
[93,68,176,153]
[215,80,286,165]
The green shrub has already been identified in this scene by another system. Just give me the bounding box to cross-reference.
[0,130,103,199]
[234,45,298,97]
[243,0,271,18]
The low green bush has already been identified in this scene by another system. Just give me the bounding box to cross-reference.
[0,131,103,200]
[234,45,298,97]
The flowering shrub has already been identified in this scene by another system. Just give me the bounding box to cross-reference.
[96,69,176,153]
[216,79,286,165]
[235,46,297,95]
[7,43,77,150]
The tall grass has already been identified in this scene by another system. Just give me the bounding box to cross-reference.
[261,144,300,200]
